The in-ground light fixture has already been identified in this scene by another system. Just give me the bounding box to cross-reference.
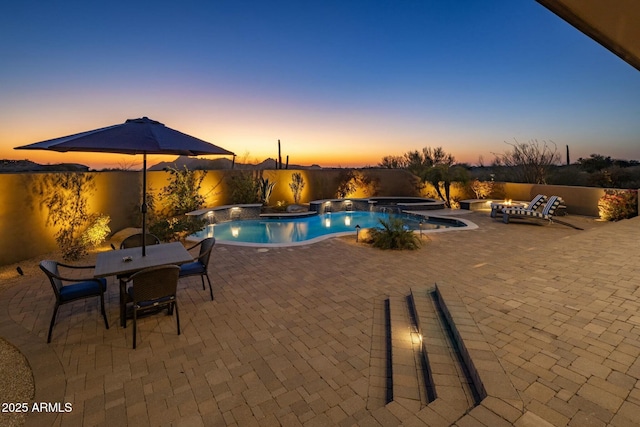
[355,224,361,242]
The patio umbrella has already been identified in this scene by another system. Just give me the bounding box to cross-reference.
[15,117,235,255]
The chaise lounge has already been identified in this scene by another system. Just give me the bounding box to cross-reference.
[490,194,547,218]
[502,195,564,224]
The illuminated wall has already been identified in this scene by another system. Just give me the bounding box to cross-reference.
[0,170,608,266]
[0,173,55,264]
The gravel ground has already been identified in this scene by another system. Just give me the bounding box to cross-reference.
[0,337,35,427]
[0,248,59,427]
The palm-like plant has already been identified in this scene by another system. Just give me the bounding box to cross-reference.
[258,177,276,204]
[366,217,421,250]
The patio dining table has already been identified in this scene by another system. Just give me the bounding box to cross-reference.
[94,242,193,326]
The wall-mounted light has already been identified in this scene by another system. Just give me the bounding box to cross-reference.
[344,215,351,226]
[325,217,331,228]
[231,226,240,237]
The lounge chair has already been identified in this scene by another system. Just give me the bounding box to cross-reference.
[40,260,109,343]
[490,194,547,218]
[123,265,181,349]
[502,195,564,224]
[179,237,216,300]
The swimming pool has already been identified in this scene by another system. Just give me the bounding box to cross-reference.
[188,211,474,246]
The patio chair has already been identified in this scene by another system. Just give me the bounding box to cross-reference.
[40,260,109,343]
[116,233,161,324]
[502,195,564,224]
[123,265,181,349]
[490,194,547,218]
[179,237,215,300]
[120,233,160,249]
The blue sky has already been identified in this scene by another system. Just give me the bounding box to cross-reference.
[1,0,639,168]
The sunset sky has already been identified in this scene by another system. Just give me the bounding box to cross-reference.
[1,0,639,170]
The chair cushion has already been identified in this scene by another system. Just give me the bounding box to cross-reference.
[59,278,107,302]
[179,261,205,277]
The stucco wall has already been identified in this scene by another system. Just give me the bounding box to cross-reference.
[0,169,421,265]
[0,170,622,266]
[501,182,606,216]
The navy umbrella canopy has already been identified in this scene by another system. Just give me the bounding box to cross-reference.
[15,117,235,255]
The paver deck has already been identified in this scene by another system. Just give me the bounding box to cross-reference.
[1,212,638,426]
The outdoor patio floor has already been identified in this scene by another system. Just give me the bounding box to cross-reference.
[1,211,639,426]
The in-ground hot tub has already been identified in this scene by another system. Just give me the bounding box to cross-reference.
[310,197,445,214]
[367,196,446,211]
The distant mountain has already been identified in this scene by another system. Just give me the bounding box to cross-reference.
[0,159,89,172]
[149,156,322,171]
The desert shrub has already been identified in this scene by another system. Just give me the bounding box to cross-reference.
[160,166,207,216]
[335,170,378,198]
[227,171,259,204]
[148,166,209,241]
[257,176,276,204]
[80,214,111,248]
[289,172,305,203]
[149,215,206,242]
[365,217,421,250]
[273,201,288,212]
[598,189,638,221]
[59,213,111,265]
[589,167,640,189]
[492,139,560,184]
[470,179,493,199]
[38,172,105,260]
[547,165,590,186]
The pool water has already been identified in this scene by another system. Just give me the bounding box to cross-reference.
[189,211,466,246]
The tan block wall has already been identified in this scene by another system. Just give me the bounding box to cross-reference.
[501,183,606,216]
[0,170,618,265]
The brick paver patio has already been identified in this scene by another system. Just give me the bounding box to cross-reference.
[1,211,638,426]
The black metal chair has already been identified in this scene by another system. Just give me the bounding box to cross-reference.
[39,260,109,343]
[115,233,161,326]
[179,237,216,300]
[123,265,181,349]
[120,233,161,249]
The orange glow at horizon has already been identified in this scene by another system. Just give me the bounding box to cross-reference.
[2,140,483,170]
[0,110,526,169]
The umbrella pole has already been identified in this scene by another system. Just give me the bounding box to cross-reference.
[142,153,147,256]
